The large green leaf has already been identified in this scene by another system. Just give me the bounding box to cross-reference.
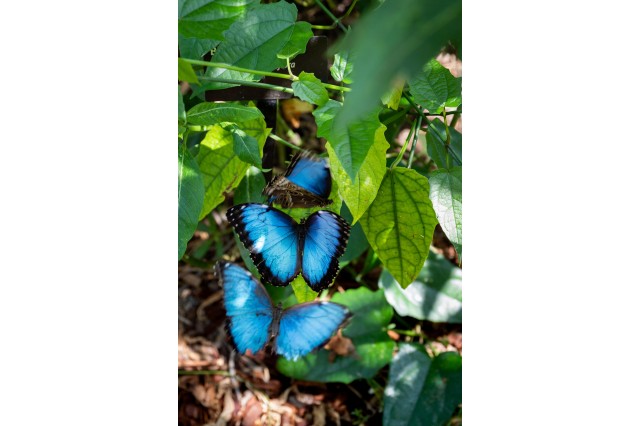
[379,252,462,323]
[336,0,461,125]
[178,34,219,60]
[428,167,462,260]
[383,344,462,426]
[178,142,205,260]
[178,0,258,40]
[192,104,269,219]
[409,59,462,114]
[291,275,317,303]
[233,166,265,205]
[197,1,300,92]
[426,120,461,169]
[277,21,313,59]
[314,100,381,181]
[186,102,264,126]
[277,287,394,383]
[361,167,438,287]
[292,72,329,107]
[326,124,388,223]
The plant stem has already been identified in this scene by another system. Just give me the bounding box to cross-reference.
[184,58,351,93]
[198,76,295,94]
[268,133,302,151]
[178,369,231,376]
[407,114,423,169]
[381,108,409,126]
[182,58,295,81]
[314,0,348,33]
[403,93,462,165]
[390,119,418,169]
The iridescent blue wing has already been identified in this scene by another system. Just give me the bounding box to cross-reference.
[285,152,331,198]
[301,210,350,291]
[275,301,351,360]
[219,262,274,356]
[226,203,301,286]
[263,152,332,208]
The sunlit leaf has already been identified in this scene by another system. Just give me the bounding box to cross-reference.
[379,252,462,322]
[292,72,329,106]
[178,142,204,260]
[409,59,461,114]
[383,344,462,426]
[178,0,258,40]
[191,104,269,219]
[428,167,462,260]
[314,100,381,181]
[277,287,394,383]
[326,124,388,223]
[178,58,199,84]
[330,51,353,84]
[360,167,438,287]
[291,275,317,303]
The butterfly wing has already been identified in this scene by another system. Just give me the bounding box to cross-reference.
[285,152,331,198]
[275,301,351,360]
[263,152,332,208]
[226,203,301,286]
[219,262,274,356]
[301,210,351,291]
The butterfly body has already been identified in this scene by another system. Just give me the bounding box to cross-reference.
[263,151,332,208]
[227,203,350,291]
[219,262,351,360]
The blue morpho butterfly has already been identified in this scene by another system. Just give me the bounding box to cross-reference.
[218,262,351,360]
[226,203,350,291]
[262,151,332,208]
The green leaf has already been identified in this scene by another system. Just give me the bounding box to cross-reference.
[277,21,313,59]
[228,125,262,168]
[277,287,394,383]
[194,106,269,219]
[178,58,199,84]
[340,204,369,263]
[336,0,461,124]
[178,142,205,260]
[361,167,438,287]
[381,78,405,110]
[292,72,329,106]
[178,87,186,124]
[426,120,461,169]
[291,275,317,303]
[326,124,388,223]
[233,166,266,205]
[379,252,462,322]
[409,59,461,114]
[428,167,462,260]
[197,1,300,92]
[384,344,462,426]
[330,51,353,84]
[178,0,258,40]
[178,34,219,60]
[186,102,264,126]
[314,100,382,181]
